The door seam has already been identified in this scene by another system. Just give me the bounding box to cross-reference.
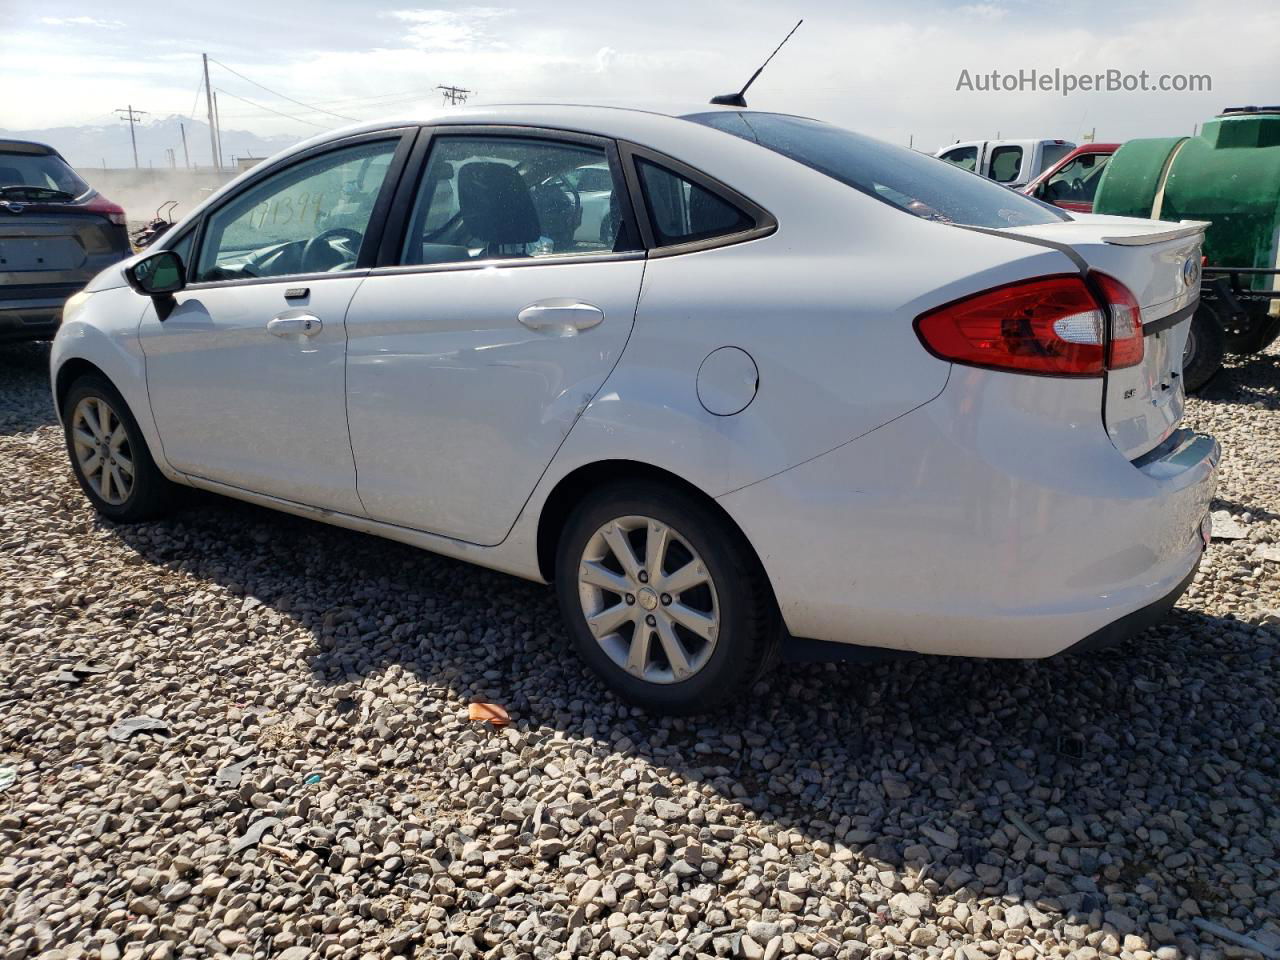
[490,256,651,547]
[343,274,372,517]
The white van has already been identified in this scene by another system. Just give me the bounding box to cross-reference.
[935,139,1075,188]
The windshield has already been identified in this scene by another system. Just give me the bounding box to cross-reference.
[686,112,1067,229]
[0,150,89,199]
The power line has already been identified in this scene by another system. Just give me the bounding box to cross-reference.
[186,74,205,126]
[219,90,435,121]
[212,87,332,130]
[308,88,436,107]
[207,57,358,121]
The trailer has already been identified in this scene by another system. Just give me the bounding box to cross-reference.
[1094,105,1280,390]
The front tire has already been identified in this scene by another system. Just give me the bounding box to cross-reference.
[62,375,174,522]
[555,482,777,715]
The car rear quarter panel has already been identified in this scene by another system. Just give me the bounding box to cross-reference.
[539,189,1078,501]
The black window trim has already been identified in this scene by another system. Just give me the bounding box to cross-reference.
[988,144,1025,184]
[617,141,777,257]
[370,123,648,277]
[174,126,420,292]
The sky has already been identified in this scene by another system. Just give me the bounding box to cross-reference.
[1,0,1276,156]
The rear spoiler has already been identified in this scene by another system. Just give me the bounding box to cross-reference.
[1101,220,1210,246]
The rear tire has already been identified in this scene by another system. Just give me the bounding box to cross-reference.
[1182,307,1225,393]
[554,482,778,715]
[62,375,174,522]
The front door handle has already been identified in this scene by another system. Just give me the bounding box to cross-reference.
[267,313,322,337]
[517,299,604,336]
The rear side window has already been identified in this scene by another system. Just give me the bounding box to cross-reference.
[636,160,754,246]
[989,145,1023,183]
[940,146,978,171]
[687,112,1066,228]
[1041,142,1074,169]
[0,151,89,199]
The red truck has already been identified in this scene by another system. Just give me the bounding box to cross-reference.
[1021,142,1119,212]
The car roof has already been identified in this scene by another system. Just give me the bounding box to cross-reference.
[0,139,58,156]
[284,103,723,146]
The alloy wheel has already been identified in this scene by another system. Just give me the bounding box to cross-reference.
[70,396,134,506]
[576,515,720,684]
[1183,325,1197,368]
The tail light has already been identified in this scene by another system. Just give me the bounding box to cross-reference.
[79,194,127,227]
[1093,272,1143,369]
[914,273,1143,377]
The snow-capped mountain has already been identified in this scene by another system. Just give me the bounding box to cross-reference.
[0,115,307,170]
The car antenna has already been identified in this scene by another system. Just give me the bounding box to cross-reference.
[710,19,803,108]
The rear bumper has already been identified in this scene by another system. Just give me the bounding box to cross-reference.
[718,368,1218,659]
[1060,553,1201,656]
[0,300,62,342]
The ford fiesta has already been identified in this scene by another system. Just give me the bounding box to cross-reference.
[50,105,1218,713]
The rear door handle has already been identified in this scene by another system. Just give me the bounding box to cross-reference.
[267,313,322,337]
[517,299,604,336]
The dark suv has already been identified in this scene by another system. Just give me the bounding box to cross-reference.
[0,140,131,342]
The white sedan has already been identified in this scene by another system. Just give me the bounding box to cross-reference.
[51,104,1218,714]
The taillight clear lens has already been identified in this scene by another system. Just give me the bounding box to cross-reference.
[1093,272,1144,369]
[915,275,1107,376]
[915,273,1145,376]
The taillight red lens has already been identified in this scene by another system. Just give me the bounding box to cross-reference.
[915,272,1144,376]
[915,275,1107,376]
[79,193,127,227]
[1093,272,1144,369]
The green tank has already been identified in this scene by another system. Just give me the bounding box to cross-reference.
[1094,107,1280,386]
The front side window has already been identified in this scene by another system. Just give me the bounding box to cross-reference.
[687,112,1066,228]
[400,136,636,266]
[193,139,397,283]
[636,160,755,246]
[1043,154,1109,204]
[939,146,978,172]
[989,145,1023,183]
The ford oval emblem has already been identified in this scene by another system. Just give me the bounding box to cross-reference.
[0,200,25,214]
[1182,257,1200,288]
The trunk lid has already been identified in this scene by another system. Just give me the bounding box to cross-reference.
[1002,215,1207,460]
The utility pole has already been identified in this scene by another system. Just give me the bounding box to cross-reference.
[179,122,190,169]
[203,53,220,172]
[213,92,225,171]
[114,104,148,169]
[437,84,473,106]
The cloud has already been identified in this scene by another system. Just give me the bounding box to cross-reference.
[384,7,510,51]
[38,15,124,28]
[956,3,1008,20]
[594,47,618,74]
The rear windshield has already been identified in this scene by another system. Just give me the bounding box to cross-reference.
[0,150,89,198]
[686,112,1067,229]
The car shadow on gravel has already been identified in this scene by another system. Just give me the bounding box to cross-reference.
[1197,349,1279,410]
[108,485,1277,941]
[0,341,57,434]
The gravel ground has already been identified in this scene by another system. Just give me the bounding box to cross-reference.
[2,339,1277,960]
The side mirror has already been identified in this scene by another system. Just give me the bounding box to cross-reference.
[125,250,186,296]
